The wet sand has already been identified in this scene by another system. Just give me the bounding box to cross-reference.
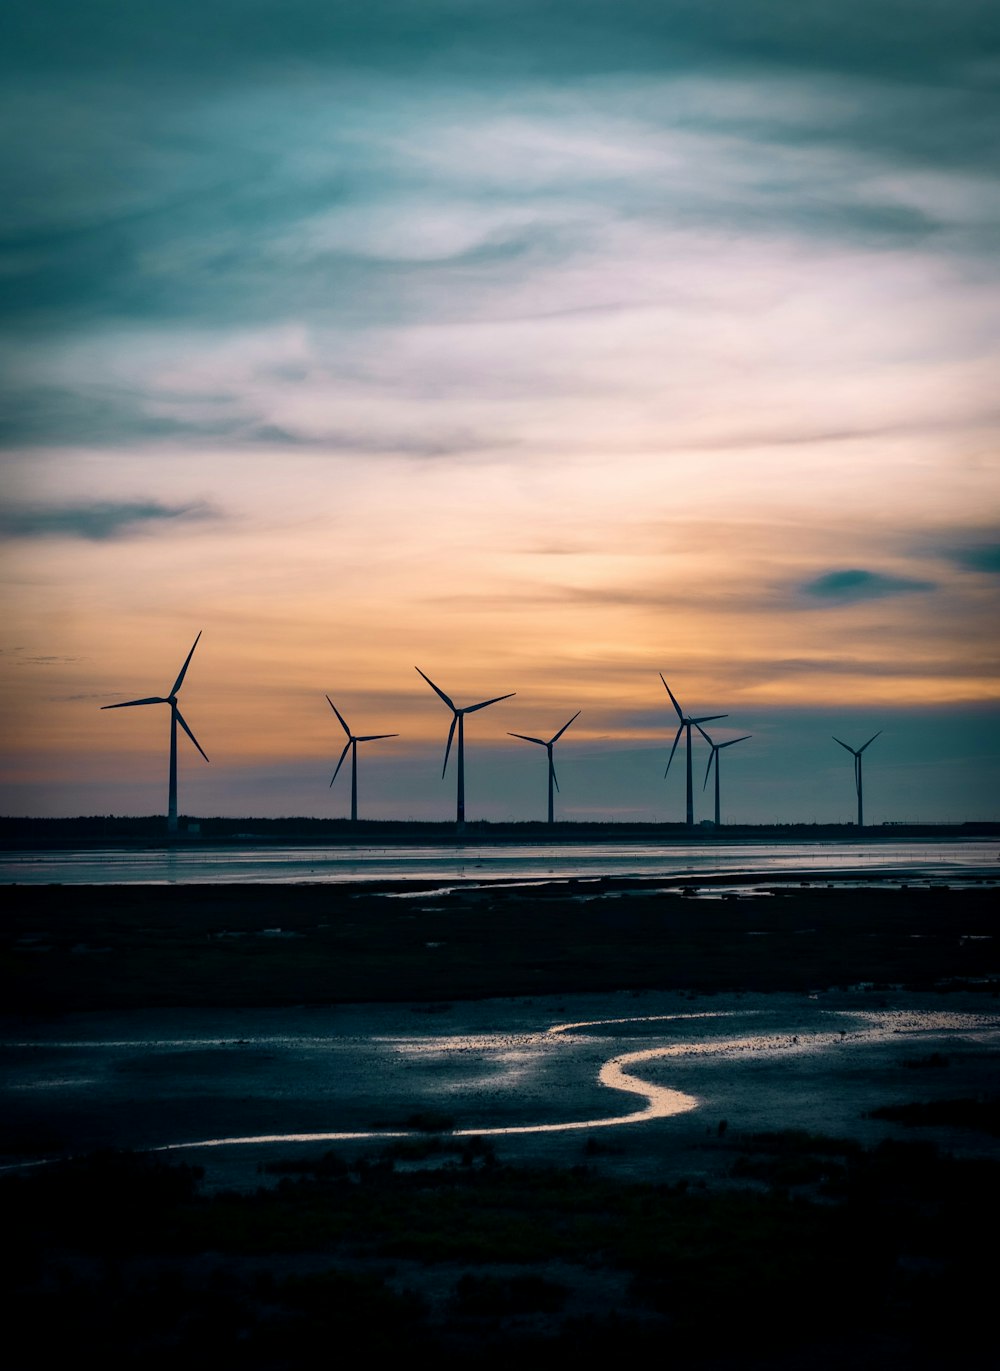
[4,985,999,1190]
[3,876,998,1187]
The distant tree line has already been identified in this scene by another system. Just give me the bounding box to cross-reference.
[0,815,995,848]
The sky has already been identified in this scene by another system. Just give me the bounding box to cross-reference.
[2,1,999,825]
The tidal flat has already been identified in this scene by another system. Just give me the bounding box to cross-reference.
[2,878,998,1366]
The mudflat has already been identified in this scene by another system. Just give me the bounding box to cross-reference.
[3,878,997,1183]
[4,877,998,1012]
[3,877,999,1366]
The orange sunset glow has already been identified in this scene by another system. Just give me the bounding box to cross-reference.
[2,4,998,824]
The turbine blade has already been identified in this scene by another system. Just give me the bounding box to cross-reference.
[509,732,545,746]
[442,714,457,777]
[101,696,167,709]
[659,674,684,723]
[464,692,515,714]
[169,631,202,697]
[693,721,714,746]
[858,731,881,753]
[326,696,352,738]
[832,736,858,756]
[174,708,209,763]
[691,713,728,725]
[330,739,351,785]
[719,735,751,749]
[703,749,716,791]
[415,667,455,711]
[551,755,560,793]
[550,710,580,744]
[356,733,399,743]
[664,723,683,778]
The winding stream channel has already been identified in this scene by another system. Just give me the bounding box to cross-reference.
[6,996,996,1184]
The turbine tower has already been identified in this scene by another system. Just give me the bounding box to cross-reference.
[326,696,398,823]
[509,710,580,824]
[415,667,514,826]
[101,631,208,834]
[696,724,751,827]
[833,731,881,827]
[660,675,727,827]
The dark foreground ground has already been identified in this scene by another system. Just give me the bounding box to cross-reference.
[2,878,998,1368]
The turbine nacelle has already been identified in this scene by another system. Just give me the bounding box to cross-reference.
[833,732,881,813]
[832,732,881,760]
[695,724,752,790]
[100,632,209,831]
[415,667,514,777]
[416,667,514,823]
[325,695,398,804]
[660,676,727,779]
[509,711,580,803]
[101,632,209,763]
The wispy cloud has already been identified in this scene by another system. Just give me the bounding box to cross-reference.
[16,655,81,666]
[944,542,1000,575]
[800,569,937,603]
[0,500,219,541]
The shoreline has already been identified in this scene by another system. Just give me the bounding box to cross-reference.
[3,819,998,853]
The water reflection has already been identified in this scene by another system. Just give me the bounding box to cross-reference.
[3,839,998,885]
[155,1006,1000,1157]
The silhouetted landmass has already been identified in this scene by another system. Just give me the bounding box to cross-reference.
[4,881,997,1013]
[1,814,997,848]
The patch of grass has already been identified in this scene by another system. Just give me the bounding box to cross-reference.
[258,1148,349,1178]
[377,1134,496,1166]
[582,1134,624,1157]
[452,1271,568,1316]
[902,1051,950,1069]
[730,1152,846,1188]
[370,1109,457,1133]
[278,1267,426,1325]
[4,1141,1000,1365]
[729,1129,861,1156]
[868,1097,1000,1135]
[405,1109,457,1132]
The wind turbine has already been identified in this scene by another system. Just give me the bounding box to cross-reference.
[326,696,397,822]
[101,631,208,834]
[695,724,751,827]
[415,667,514,826]
[509,710,580,824]
[660,675,727,827]
[832,731,881,827]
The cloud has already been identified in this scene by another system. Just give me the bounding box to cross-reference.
[0,500,218,541]
[14,655,82,666]
[945,542,1000,574]
[0,382,245,448]
[0,376,510,455]
[800,569,937,602]
[2,4,997,350]
[246,423,511,457]
[5,2,997,87]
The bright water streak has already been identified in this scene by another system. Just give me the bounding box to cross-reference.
[1,839,997,885]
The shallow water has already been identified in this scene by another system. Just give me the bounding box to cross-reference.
[2,838,998,885]
[4,993,998,1187]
